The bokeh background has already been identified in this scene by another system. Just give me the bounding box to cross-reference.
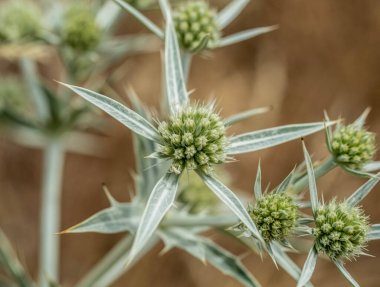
[1,0,380,286]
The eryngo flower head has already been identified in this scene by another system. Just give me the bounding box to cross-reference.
[158,105,227,175]
[247,193,298,242]
[313,201,369,260]
[0,1,42,43]
[330,125,376,170]
[178,170,219,214]
[62,6,101,52]
[173,1,220,53]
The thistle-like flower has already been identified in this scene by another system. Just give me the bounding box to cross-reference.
[324,109,379,177]
[62,6,101,52]
[173,1,220,52]
[113,0,277,56]
[313,201,369,260]
[297,143,380,287]
[330,125,376,170]
[158,105,227,174]
[249,193,298,242]
[60,10,334,266]
[0,1,42,43]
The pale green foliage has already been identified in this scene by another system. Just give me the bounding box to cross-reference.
[0,1,42,43]
[330,125,376,170]
[158,105,227,174]
[313,201,369,260]
[173,1,220,52]
[124,0,153,9]
[248,193,298,242]
[0,77,27,115]
[62,6,101,52]
[178,171,219,214]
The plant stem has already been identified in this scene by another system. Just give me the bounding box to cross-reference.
[181,52,192,83]
[39,139,65,287]
[19,58,49,121]
[293,156,336,193]
[76,235,159,287]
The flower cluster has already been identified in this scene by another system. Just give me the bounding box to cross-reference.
[158,105,227,175]
[313,201,369,260]
[62,6,101,52]
[0,1,42,43]
[331,125,376,170]
[248,193,298,242]
[173,1,220,53]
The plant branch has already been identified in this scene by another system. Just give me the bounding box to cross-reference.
[39,139,65,287]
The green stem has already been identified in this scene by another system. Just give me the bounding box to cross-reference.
[76,235,159,287]
[39,139,65,287]
[19,58,49,121]
[293,156,336,193]
[181,52,192,83]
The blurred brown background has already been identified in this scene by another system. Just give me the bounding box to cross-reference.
[1,0,380,286]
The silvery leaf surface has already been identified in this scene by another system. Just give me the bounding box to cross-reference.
[219,26,278,47]
[333,260,360,287]
[129,89,163,199]
[363,161,380,172]
[253,161,262,200]
[227,122,335,155]
[224,106,271,127]
[346,173,380,207]
[197,172,264,244]
[163,7,189,113]
[352,108,371,129]
[275,167,296,194]
[271,242,313,287]
[367,224,380,241]
[128,172,179,264]
[297,246,318,287]
[96,0,121,31]
[112,0,164,38]
[217,0,250,29]
[60,203,139,234]
[59,83,161,142]
[302,142,319,214]
[159,228,261,287]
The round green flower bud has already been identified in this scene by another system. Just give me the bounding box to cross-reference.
[178,171,219,214]
[62,7,101,52]
[331,125,376,170]
[173,1,220,53]
[0,1,42,43]
[313,202,369,260]
[158,105,227,175]
[248,193,298,242]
